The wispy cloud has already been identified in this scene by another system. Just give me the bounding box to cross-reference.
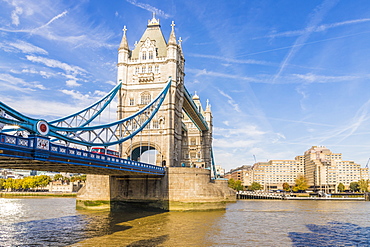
[217,89,241,112]
[66,80,81,87]
[26,55,86,75]
[0,10,68,33]
[272,0,339,83]
[2,40,48,54]
[31,11,68,33]
[263,18,370,39]
[125,0,171,18]
[188,53,272,66]
[293,73,360,83]
[0,73,45,91]
[188,68,362,85]
[188,68,261,82]
[317,99,370,143]
[10,68,54,78]
[59,89,89,100]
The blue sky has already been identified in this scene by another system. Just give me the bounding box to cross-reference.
[1,0,370,171]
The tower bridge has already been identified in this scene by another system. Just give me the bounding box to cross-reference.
[0,15,235,211]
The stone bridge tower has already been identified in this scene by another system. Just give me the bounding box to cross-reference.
[117,15,185,167]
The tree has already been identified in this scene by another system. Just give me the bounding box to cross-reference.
[349,182,359,192]
[282,182,290,192]
[337,183,345,192]
[293,175,309,192]
[248,182,262,191]
[358,179,369,192]
[22,176,37,190]
[0,178,5,190]
[228,178,244,191]
[53,174,64,181]
[35,175,51,188]
[233,180,244,191]
[228,178,235,189]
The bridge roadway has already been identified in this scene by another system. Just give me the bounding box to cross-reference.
[0,133,165,176]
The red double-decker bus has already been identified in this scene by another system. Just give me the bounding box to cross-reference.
[91,148,119,157]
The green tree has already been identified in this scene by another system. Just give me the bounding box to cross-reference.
[228,178,244,191]
[358,179,369,192]
[337,182,345,192]
[349,182,359,192]
[293,175,309,192]
[228,178,235,189]
[233,180,244,191]
[35,175,51,188]
[248,182,262,191]
[53,174,64,181]
[22,176,37,190]
[4,178,23,191]
[3,178,14,191]
[0,178,5,190]
[282,182,290,192]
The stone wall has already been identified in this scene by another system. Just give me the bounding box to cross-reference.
[77,167,235,211]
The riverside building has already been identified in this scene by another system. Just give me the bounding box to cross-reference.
[226,146,369,192]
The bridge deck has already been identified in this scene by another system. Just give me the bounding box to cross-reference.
[0,133,165,176]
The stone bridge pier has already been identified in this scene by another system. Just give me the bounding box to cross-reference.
[77,167,236,211]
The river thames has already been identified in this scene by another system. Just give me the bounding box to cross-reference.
[0,198,369,246]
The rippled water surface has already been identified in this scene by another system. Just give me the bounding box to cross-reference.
[0,198,369,246]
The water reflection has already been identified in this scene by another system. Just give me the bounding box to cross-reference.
[1,199,370,246]
[72,210,225,246]
[289,221,370,246]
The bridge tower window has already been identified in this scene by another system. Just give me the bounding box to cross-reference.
[148,66,152,73]
[135,67,139,74]
[141,92,151,105]
[142,51,147,60]
[129,98,134,106]
[155,65,159,73]
[191,138,196,145]
[153,120,159,129]
[149,51,153,59]
[141,66,146,73]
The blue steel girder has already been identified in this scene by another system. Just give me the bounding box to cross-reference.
[50,82,122,128]
[182,86,209,131]
[0,78,172,147]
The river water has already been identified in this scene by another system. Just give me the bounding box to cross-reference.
[0,198,369,246]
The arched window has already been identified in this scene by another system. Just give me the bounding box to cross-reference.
[149,51,153,59]
[191,138,196,145]
[142,51,147,60]
[141,92,151,105]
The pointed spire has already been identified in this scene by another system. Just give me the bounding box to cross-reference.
[119,25,129,50]
[148,12,160,27]
[168,20,177,45]
[192,91,199,100]
[206,99,212,112]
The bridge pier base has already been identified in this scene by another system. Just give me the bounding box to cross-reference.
[77,167,236,211]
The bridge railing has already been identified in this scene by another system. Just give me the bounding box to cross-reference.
[0,133,165,174]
